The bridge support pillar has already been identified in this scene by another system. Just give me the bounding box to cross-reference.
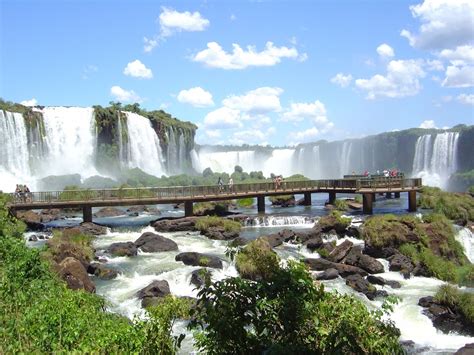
[372,193,376,202]
[385,192,392,199]
[328,191,336,205]
[257,196,265,214]
[184,201,194,217]
[303,192,311,206]
[394,192,400,199]
[83,206,92,223]
[363,193,373,215]
[408,191,417,212]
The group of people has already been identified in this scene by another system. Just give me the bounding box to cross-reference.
[354,169,401,178]
[217,177,234,193]
[273,175,283,190]
[15,184,32,202]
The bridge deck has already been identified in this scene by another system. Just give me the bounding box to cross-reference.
[7,177,422,210]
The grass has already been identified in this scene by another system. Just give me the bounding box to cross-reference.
[269,195,295,204]
[43,228,95,266]
[334,199,348,211]
[193,201,230,216]
[354,194,363,204]
[236,198,254,208]
[235,238,280,281]
[195,216,241,234]
[418,186,474,222]
[434,285,474,325]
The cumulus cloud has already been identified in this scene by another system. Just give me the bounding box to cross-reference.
[419,119,437,129]
[280,100,334,133]
[331,73,353,87]
[457,93,474,105]
[439,45,474,65]
[144,7,209,52]
[355,59,426,99]
[177,87,214,107]
[20,98,38,106]
[425,59,444,71]
[123,60,153,79]
[289,127,321,144]
[222,87,283,113]
[203,107,242,129]
[205,129,221,138]
[401,0,474,50]
[192,41,303,69]
[376,43,395,58]
[442,64,474,87]
[110,86,141,102]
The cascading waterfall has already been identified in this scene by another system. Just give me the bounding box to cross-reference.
[412,132,459,187]
[312,145,321,179]
[178,133,186,170]
[124,112,166,177]
[340,141,353,176]
[262,149,295,177]
[40,107,99,178]
[245,215,315,227]
[166,127,178,174]
[455,228,474,263]
[193,150,259,173]
[0,110,31,191]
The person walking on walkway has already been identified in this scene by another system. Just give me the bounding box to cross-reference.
[217,177,224,192]
[228,177,234,193]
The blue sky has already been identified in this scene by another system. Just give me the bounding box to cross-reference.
[1,0,473,146]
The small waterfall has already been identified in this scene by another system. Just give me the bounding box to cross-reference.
[190,149,202,172]
[167,127,178,174]
[412,132,459,187]
[0,110,31,191]
[455,228,474,263]
[40,107,98,178]
[244,215,316,227]
[178,132,186,171]
[124,112,166,177]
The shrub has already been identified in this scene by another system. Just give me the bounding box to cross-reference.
[334,199,348,211]
[235,238,280,281]
[418,186,474,222]
[195,216,241,234]
[236,197,254,208]
[435,285,474,325]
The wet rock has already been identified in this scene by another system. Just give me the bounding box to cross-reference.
[455,343,474,355]
[343,247,384,274]
[318,214,349,235]
[263,233,285,248]
[87,262,118,280]
[75,222,107,236]
[58,257,95,293]
[202,226,239,241]
[134,232,178,252]
[296,228,322,244]
[366,275,402,289]
[304,258,367,277]
[388,253,414,276]
[328,240,353,263]
[16,210,44,231]
[270,195,296,207]
[315,268,339,280]
[345,274,377,300]
[136,280,170,308]
[94,207,124,218]
[363,245,397,259]
[228,237,249,247]
[40,209,64,222]
[375,290,389,298]
[190,268,212,288]
[106,242,137,257]
[347,201,363,210]
[346,226,361,238]
[175,252,223,269]
[28,235,38,242]
[152,217,198,232]
[303,237,324,251]
[413,263,432,277]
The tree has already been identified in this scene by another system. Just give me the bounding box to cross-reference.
[202,167,214,178]
[234,165,243,173]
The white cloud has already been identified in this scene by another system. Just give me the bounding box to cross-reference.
[205,129,221,138]
[419,119,437,129]
[425,59,444,71]
[230,14,236,21]
[144,7,209,52]
[222,87,283,113]
[457,93,474,105]
[281,100,334,132]
[442,64,474,87]
[439,45,474,65]
[20,98,37,106]
[376,43,395,58]
[401,0,474,50]
[110,86,141,102]
[331,73,353,87]
[82,64,98,79]
[123,60,153,79]
[355,59,426,99]
[203,107,242,129]
[177,87,214,107]
[192,41,302,69]
[289,127,321,144]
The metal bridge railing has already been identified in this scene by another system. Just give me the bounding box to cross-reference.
[9,177,422,204]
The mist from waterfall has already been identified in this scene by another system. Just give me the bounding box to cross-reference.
[412,132,459,187]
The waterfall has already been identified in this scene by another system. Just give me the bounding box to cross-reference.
[340,141,353,176]
[124,112,166,177]
[40,107,98,178]
[166,127,178,174]
[193,150,258,173]
[0,110,31,191]
[312,145,321,179]
[412,132,459,187]
[244,215,316,227]
[262,149,295,177]
[178,132,186,171]
[455,228,474,263]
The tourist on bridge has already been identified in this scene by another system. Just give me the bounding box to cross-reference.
[217,177,224,192]
[228,177,234,193]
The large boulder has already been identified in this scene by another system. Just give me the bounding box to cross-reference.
[345,274,377,300]
[328,240,353,263]
[190,268,212,288]
[136,280,170,308]
[366,275,401,289]
[388,253,414,277]
[39,209,64,222]
[106,242,137,257]
[343,247,384,274]
[94,207,125,218]
[152,217,198,232]
[304,258,367,278]
[175,252,223,269]
[16,210,44,231]
[455,343,474,355]
[58,257,95,293]
[87,263,118,280]
[315,268,339,280]
[134,232,178,252]
[202,227,239,241]
[75,222,107,236]
[317,213,350,235]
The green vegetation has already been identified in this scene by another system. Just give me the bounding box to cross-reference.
[434,285,474,325]
[193,201,231,216]
[43,228,95,266]
[318,210,352,232]
[235,238,280,281]
[469,185,474,195]
[363,213,473,285]
[269,194,295,205]
[418,186,474,222]
[0,193,189,353]
[195,216,241,234]
[354,194,363,204]
[334,198,349,211]
[190,258,403,354]
[236,197,254,208]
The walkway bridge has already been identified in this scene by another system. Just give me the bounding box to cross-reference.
[7,177,422,222]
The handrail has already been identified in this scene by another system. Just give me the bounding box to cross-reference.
[8,177,422,205]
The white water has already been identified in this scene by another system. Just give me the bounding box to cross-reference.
[412,132,459,188]
[193,149,259,174]
[244,215,315,227]
[0,110,32,191]
[455,227,474,263]
[124,112,166,177]
[340,141,353,176]
[262,149,295,177]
